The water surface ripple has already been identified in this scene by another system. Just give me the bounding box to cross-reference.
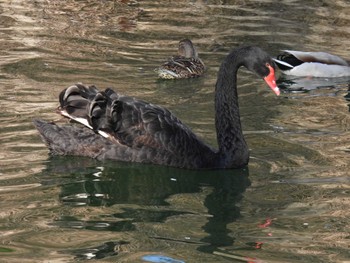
[0,1,349,262]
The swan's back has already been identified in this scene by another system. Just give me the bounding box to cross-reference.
[35,84,217,169]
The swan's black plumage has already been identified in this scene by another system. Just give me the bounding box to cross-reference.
[34,46,279,169]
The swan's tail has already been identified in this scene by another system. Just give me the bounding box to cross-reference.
[33,119,108,158]
[33,84,125,158]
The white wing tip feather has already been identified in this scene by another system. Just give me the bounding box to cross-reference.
[273,58,294,69]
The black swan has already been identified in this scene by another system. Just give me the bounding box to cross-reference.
[34,46,280,169]
[274,50,350,77]
[156,39,205,79]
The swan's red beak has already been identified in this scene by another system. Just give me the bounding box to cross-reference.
[264,64,280,96]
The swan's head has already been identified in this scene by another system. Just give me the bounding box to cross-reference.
[243,46,280,96]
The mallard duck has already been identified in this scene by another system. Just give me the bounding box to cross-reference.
[34,46,279,169]
[156,39,205,79]
[274,50,350,77]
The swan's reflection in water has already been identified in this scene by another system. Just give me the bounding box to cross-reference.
[41,157,250,259]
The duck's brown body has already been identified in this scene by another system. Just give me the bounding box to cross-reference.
[157,39,205,79]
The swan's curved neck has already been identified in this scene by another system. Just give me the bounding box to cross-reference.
[215,51,249,168]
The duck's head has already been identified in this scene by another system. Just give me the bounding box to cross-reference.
[178,39,198,59]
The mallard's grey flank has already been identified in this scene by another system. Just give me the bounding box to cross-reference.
[274,50,350,77]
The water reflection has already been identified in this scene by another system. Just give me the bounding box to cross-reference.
[277,75,350,97]
[344,84,350,112]
[69,241,129,260]
[39,157,250,259]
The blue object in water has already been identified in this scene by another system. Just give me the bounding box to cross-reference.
[142,254,185,263]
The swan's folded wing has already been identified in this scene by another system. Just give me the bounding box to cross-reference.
[106,96,200,154]
[59,84,99,118]
[58,84,213,158]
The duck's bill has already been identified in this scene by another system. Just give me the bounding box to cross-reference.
[264,65,280,96]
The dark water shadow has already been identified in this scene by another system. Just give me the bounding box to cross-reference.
[39,157,250,259]
[344,84,350,112]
